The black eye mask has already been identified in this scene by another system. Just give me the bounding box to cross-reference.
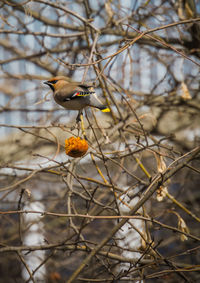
[48,80,58,84]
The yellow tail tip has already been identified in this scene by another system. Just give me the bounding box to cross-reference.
[101,107,110,113]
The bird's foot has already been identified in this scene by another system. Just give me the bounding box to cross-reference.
[76,111,82,123]
[70,112,82,131]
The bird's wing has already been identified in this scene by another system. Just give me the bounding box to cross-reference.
[55,84,94,102]
[77,83,93,88]
[70,85,95,99]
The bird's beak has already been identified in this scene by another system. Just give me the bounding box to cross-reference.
[43,81,54,91]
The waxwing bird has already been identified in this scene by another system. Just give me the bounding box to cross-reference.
[43,76,110,121]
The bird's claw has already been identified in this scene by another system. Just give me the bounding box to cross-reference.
[76,112,82,123]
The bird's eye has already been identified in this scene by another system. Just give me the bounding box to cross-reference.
[49,80,58,84]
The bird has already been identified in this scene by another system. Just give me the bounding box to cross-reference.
[43,76,110,121]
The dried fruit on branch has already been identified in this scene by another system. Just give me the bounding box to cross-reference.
[65,137,88,158]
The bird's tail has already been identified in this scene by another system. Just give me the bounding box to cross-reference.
[89,91,110,112]
[99,106,110,112]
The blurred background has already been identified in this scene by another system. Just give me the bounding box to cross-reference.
[0,0,200,282]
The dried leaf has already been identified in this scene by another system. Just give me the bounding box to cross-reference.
[185,1,195,18]
[156,186,168,202]
[178,216,189,241]
[105,0,114,20]
[181,82,191,100]
[25,188,31,198]
[154,152,167,173]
